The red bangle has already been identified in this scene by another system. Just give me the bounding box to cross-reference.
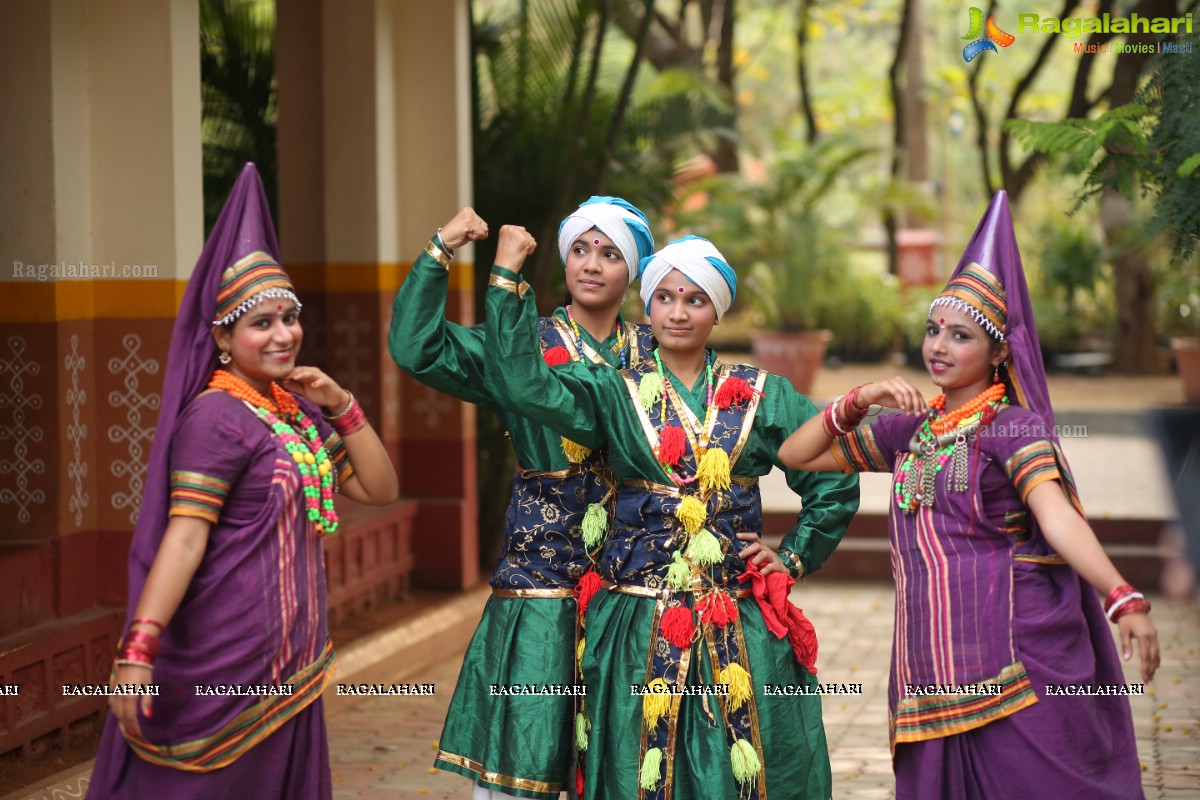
[121,629,160,659]
[1109,597,1151,622]
[843,385,869,421]
[326,394,367,436]
[1103,583,1137,614]
[131,617,164,633]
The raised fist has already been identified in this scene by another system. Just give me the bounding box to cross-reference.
[494,225,538,273]
[439,207,489,251]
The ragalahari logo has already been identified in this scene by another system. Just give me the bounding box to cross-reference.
[961,7,1016,62]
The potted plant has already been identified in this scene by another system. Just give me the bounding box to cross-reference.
[1162,256,1200,401]
[679,135,872,394]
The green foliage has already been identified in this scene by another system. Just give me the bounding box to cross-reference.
[1004,105,1152,213]
[470,0,727,293]
[677,134,875,332]
[1028,220,1113,352]
[1142,18,1200,262]
[200,0,277,235]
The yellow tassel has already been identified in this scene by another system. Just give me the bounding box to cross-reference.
[577,637,586,666]
[685,528,724,566]
[642,678,672,728]
[581,503,607,548]
[730,739,761,784]
[674,495,707,535]
[696,447,731,495]
[562,437,592,463]
[639,747,664,790]
[719,663,753,711]
[666,551,692,591]
[637,372,664,413]
[575,712,589,751]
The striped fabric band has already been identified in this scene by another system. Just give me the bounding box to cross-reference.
[1003,440,1060,502]
[122,640,336,772]
[929,262,1007,341]
[213,251,299,326]
[169,471,231,524]
[891,660,1038,746]
[832,425,892,474]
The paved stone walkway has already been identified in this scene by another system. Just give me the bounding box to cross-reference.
[325,583,1200,799]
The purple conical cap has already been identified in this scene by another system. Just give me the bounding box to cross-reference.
[934,190,1084,513]
[125,164,281,607]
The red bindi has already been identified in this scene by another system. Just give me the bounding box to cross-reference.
[593,238,601,246]
[939,317,945,325]
[678,287,685,293]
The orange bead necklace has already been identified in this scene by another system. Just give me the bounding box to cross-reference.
[209,369,300,418]
[928,382,1006,435]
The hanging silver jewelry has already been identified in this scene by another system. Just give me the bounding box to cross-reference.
[219,350,232,365]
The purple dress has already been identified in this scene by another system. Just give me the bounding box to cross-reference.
[834,404,1144,799]
[87,390,351,800]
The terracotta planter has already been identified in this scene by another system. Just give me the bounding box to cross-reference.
[1171,337,1200,402]
[749,330,833,396]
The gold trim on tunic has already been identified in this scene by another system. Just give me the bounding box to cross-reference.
[491,587,575,599]
[424,240,451,269]
[609,584,753,600]
[514,462,580,480]
[488,273,528,298]
[621,476,758,496]
[434,750,562,793]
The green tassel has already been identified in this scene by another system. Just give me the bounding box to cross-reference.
[639,747,664,790]
[730,739,761,784]
[581,503,607,549]
[666,551,692,591]
[685,528,724,566]
[575,712,589,751]
[638,372,664,413]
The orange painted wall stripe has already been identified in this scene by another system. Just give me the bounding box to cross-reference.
[1,263,475,323]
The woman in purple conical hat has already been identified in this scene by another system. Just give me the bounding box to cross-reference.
[87,165,398,800]
[778,191,1158,798]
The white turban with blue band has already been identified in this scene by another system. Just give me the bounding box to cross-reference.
[557,196,656,284]
[638,235,738,320]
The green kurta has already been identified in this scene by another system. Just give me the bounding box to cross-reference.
[388,250,648,798]
[483,267,859,800]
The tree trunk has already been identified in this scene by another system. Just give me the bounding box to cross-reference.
[712,0,739,172]
[1101,188,1158,372]
[796,0,818,144]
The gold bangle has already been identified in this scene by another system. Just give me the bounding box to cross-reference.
[778,549,805,578]
[425,240,451,270]
[115,659,154,671]
[488,273,528,298]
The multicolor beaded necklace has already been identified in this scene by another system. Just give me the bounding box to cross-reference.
[208,369,339,535]
[565,304,627,369]
[895,381,1006,514]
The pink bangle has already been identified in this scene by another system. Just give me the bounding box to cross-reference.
[325,394,366,436]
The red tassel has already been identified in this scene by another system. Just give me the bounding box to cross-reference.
[576,768,585,797]
[659,605,696,649]
[786,605,819,676]
[714,376,760,409]
[543,345,571,366]
[696,591,739,628]
[574,569,602,617]
[656,425,687,467]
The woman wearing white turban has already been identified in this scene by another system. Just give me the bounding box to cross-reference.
[389,198,656,799]
[482,231,859,800]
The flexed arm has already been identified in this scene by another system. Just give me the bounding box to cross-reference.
[482,226,607,450]
[386,208,493,405]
